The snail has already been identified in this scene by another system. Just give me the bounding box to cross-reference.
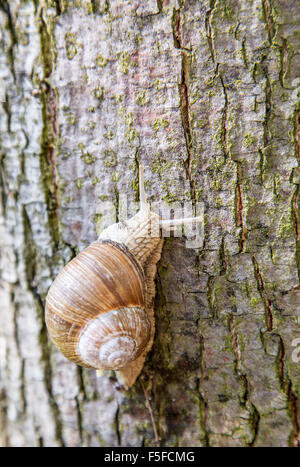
[45,166,202,388]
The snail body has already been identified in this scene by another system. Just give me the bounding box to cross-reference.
[45,166,200,388]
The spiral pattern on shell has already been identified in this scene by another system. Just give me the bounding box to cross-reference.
[78,306,150,369]
[45,241,150,370]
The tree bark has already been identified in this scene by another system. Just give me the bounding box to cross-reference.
[0,0,300,447]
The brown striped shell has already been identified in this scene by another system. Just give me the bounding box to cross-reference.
[45,241,151,371]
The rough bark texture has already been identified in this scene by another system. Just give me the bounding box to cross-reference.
[0,0,300,447]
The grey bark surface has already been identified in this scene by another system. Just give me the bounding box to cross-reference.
[0,0,300,447]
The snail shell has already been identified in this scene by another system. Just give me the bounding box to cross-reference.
[45,241,154,372]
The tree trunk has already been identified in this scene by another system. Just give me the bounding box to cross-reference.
[0,0,300,447]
